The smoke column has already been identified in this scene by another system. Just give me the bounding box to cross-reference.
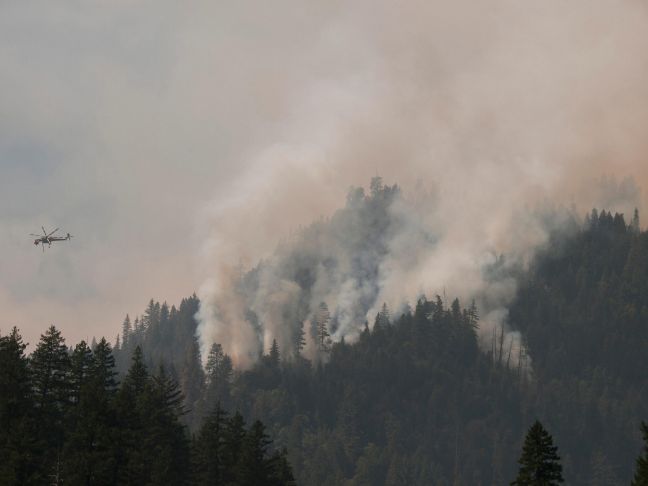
[195,0,648,367]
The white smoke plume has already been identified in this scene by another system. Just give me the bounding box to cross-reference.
[195,0,648,368]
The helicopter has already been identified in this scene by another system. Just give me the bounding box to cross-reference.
[30,227,73,251]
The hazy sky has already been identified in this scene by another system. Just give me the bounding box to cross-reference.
[2,0,648,349]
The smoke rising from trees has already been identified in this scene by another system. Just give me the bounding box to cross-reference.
[195,0,648,367]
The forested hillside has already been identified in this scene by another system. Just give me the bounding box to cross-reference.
[107,209,647,485]
[2,208,647,484]
[508,208,648,484]
[0,327,294,485]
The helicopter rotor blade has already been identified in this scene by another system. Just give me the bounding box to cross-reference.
[42,226,47,236]
[47,228,59,237]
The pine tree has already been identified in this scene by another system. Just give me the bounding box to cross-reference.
[511,421,564,485]
[146,366,190,485]
[31,326,70,411]
[120,346,148,397]
[93,338,118,393]
[179,337,205,429]
[378,302,391,327]
[30,325,71,473]
[632,422,648,486]
[314,302,331,352]
[115,346,150,484]
[467,299,479,329]
[192,404,228,485]
[69,341,93,405]
[205,343,225,384]
[239,420,274,485]
[222,411,247,484]
[63,338,118,485]
[203,343,232,413]
[269,339,281,367]
[293,320,306,356]
[122,315,132,347]
[0,327,41,484]
[144,299,160,330]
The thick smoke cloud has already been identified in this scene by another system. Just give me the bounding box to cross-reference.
[196,0,648,367]
[2,1,647,352]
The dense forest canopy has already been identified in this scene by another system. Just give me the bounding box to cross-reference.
[115,206,646,485]
[0,327,295,485]
[2,188,648,485]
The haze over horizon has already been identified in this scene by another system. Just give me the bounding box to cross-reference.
[2,0,648,350]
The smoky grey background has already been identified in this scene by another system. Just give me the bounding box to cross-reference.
[1,0,647,352]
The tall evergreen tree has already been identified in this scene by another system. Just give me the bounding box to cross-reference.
[222,411,247,484]
[146,366,191,485]
[238,420,274,485]
[31,326,70,412]
[180,336,205,429]
[115,346,150,484]
[93,338,118,393]
[192,404,228,485]
[511,421,564,485]
[293,320,306,356]
[269,339,281,367]
[63,338,118,485]
[203,343,232,413]
[69,341,93,405]
[121,315,132,348]
[377,302,391,328]
[0,328,41,484]
[30,325,71,474]
[314,302,331,352]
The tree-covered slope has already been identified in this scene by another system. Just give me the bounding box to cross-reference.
[508,209,648,484]
[100,209,648,484]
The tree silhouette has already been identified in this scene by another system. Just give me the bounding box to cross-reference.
[512,421,564,485]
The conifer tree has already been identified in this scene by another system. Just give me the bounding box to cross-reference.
[203,343,233,412]
[69,341,93,404]
[269,339,281,367]
[93,338,118,393]
[31,325,70,411]
[146,366,190,485]
[63,338,118,485]
[121,315,132,347]
[192,404,228,485]
[293,320,306,356]
[180,337,205,428]
[467,299,479,329]
[115,346,150,484]
[632,422,648,486]
[30,325,71,472]
[377,302,391,327]
[239,420,274,485]
[222,411,247,484]
[511,421,564,485]
[0,328,41,484]
[205,343,225,384]
[314,302,331,352]
[120,346,148,398]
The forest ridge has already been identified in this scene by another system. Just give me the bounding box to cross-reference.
[2,186,648,484]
